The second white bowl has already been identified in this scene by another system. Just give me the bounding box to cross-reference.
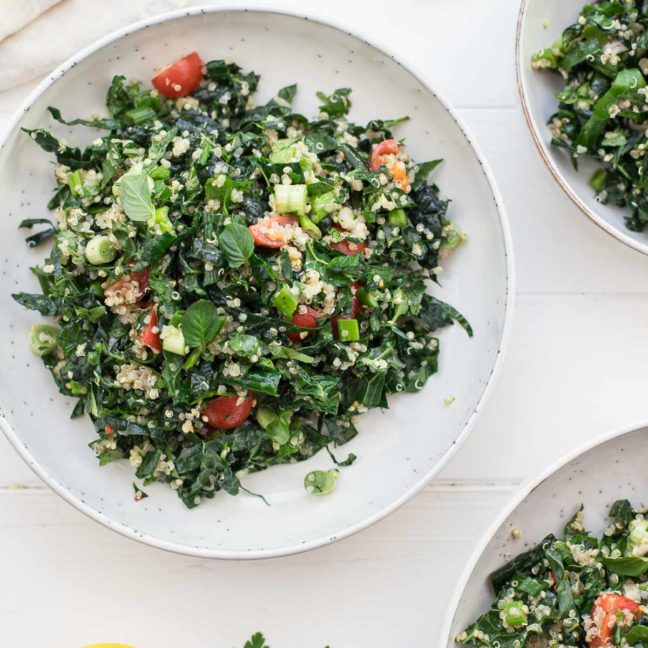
[517,0,648,254]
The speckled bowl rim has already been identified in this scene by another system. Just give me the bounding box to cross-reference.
[516,0,648,256]
[0,4,515,560]
[438,419,648,648]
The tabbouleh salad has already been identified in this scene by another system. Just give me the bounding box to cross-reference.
[13,52,469,508]
[458,500,648,648]
[533,0,648,232]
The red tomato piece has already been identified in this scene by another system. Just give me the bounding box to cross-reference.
[288,306,324,343]
[139,305,162,352]
[370,139,410,189]
[370,138,399,171]
[104,424,114,435]
[249,215,299,248]
[104,268,150,305]
[589,593,640,648]
[204,394,255,430]
[152,52,203,98]
[330,224,366,256]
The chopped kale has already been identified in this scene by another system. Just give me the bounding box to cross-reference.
[13,55,468,507]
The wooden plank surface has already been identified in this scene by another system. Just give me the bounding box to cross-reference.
[1,0,647,646]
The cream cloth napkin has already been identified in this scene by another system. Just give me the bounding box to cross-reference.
[0,0,207,92]
[0,0,63,43]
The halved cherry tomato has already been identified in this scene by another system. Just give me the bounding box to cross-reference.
[596,593,640,615]
[104,268,150,304]
[249,215,299,248]
[370,139,399,171]
[590,593,640,648]
[388,159,410,190]
[288,306,324,343]
[330,224,366,256]
[139,305,162,352]
[370,138,409,189]
[204,393,255,430]
[152,52,203,98]
[104,424,114,435]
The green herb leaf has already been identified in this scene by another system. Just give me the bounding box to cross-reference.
[244,632,270,648]
[601,556,648,577]
[218,223,254,268]
[625,626,648,645]
[182,300,224,350]
[119,172,156,222]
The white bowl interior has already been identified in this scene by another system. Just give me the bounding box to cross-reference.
[0,9,510,557]
[519,0,648,253]
[445,426,648,647]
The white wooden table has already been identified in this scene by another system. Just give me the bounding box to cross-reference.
[2,1,648,646]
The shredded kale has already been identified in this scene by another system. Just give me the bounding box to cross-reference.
[534,0,648,231]
[458,499,648,648]
[13,56,468,508]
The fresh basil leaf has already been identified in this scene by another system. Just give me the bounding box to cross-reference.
[601,556,648,576]
[182,300,223,350]
[625,626,648,645]
[119,172,155,222]
[218,223,254,268]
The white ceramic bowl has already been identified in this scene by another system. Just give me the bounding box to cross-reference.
[0,6,512,558]
[517,0,648,254]
[441,421,648,648]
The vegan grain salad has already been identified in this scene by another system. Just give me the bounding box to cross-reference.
[13,52,469,507]
[458,499,648,648]
[533,0,648,232]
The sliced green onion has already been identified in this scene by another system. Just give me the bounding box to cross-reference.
[274,184,307,215]
[272,138,296,151]
[150,166,171,181]
[85,235,117,265]
[255,406,277,429]
[305,469,339,495]
[29,324,59,356]
[297,213,321,239]
[502,601,528,628]
[148,206,174,234]
[310,190,337,223]
[388,208,409,227]
[162,325,187,356]
[68,169,83,197]
[589,168,607,192]
[441,222,466,253]
[357,287,378,309]
[389,287,408,323]
[126,106,156,125]
[337,318,359,342]
[630,519,648,547]
[299,156,313,174]
[272,285,299,317]
[269,146,296,164]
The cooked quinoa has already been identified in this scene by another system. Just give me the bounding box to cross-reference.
[533,0,648,232]
[13,53,469,507]
[458,500,648,648]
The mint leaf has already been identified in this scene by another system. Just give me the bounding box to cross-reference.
[601,556,648,576]
[119,172,155,222]
[182,300,223,350]
[219,223,254,268]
